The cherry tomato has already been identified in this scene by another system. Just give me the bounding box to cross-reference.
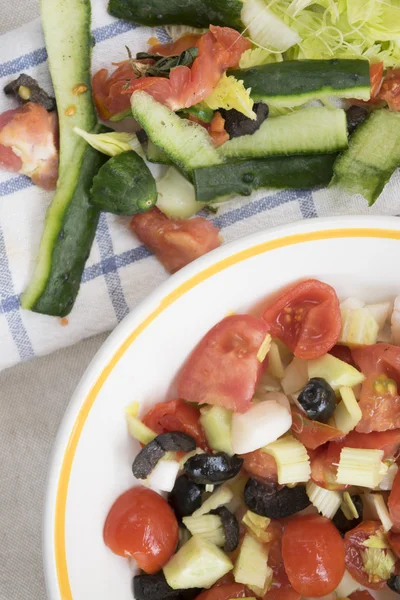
[103,486,178,573]
[142,398,208,450]
[291,406,343,450]
[240,448,278,482]
[352,344,400,385]
[344,521,387,589]
[262,279,341,360]
[378,67,400,111]
[130,208,220,274]
[178,314,269,412]
[370,62,384,99]
[389,469,400,530]
[208,111,229,147]
[341,429,400,458]
[263,585,301,600]
[282,514,345,596]
[388,531,400,558]
[350,591,375,600]
[195,583,249,600]
[356,374,400,433]
[329,344,358,368]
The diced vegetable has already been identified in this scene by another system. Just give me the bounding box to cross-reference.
[335,570,361,598]
[204,74,255,120]
[379,463,399,491]
[306,481,341,519]
[361,546,395,583]
[268,341,285,379]
[157,167,205,219]
[231,400,292,454]
[343,491,360,519]
[339,308,379,346]
[233,533,270,589]
[263,435,310,484]
[256,333,272,362]
[147,459,180,492]
[336,448,387,488]
[182,515,225,547]
[192,485,233,518]
[281,357,309,395]
[163,535,233,590]
[307,354,365,390]
[334,386,362,435]
[367,302,391,331]
[242,511,271,543]
[74,127,144,157]
[372,494,393,532]
[240,0,301,52]
[200,406,234,455]
[125,402,157,445]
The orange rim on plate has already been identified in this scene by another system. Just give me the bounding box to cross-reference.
[54,227,400,599]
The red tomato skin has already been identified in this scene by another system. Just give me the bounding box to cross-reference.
[291,406,344,449]
[103,486,178,573]
[240,448,278,482]
[342,429,400,458]
[130,208,220,274]
[356,374,400,433]
[388,531,400,558]
[350,591,375,600]
[178,314,269,413]
[263,585,301,600]
[378,68,400,111]
[150,34,202,56]
[195,583,249,600]
[262,279,341,360]
[389,469,400,530]
[352,344,400,384]
[142,398,208,450]
[344,521,387,589]
[309,443,346,490]
[282,515,345,597]
[329,344,358,368]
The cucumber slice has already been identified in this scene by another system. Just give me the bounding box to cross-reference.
[193,154,336,203]
[108,0,244,29]
[307,354,365,390]
[331,109,400,205]
[200,406,234,455]
[22,0,102,316]
[233,534,269,589]
[131,91,223,175]
[90,151,157,216]
[219,108,348,159]
[229,59,371,108]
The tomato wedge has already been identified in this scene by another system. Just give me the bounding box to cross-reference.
[342,429,400,458]
[309,442,346,491]
[130,208,220,274]
[356,374,400,433]
[282,515,345,597]
[352,344,400,384]
[240,448,278,482]
[344,521,388,589]
[350,591,375,600]
[389,468,400,530]
[142,398,208,450]
[178,314,269,413]
[378,67,400,111]
[291,406,344,449]
[262,279,341,360]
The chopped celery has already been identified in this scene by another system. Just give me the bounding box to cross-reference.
[268,341,285,379]
[334,386,362,434]
[242,511,272,543]
[363,530,390,549]
[125,401,156,445]
[257,333,272,363]
[335,570,361,598]
[200,406,234,455]
[340,308,379,346]
[233,534,269,589]
[336,447,386,488]
[361,547,395,583]
[73,127,144,157]
[281,357,308,395]
[192,485,233,517]
[307,354,365,390]
[204,74,255,120]
[372,494,393,532]
[205,484,215,493]
[264,436,310,484]
[247,572,273,599]
[379,463,398,491]
[306,481,341,519]
[163,535,233,590]
[343,491,359,519]
[182,515,225,547]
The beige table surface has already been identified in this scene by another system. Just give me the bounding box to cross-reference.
[0,5,110,599]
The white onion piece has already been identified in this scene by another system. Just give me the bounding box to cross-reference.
[231,400,292,454]
[367,302,391,330]
[379,463,399,491]
[147,459,180,492]
[340,297,365,310]
[281,357,308,395]
[391,296,400,345]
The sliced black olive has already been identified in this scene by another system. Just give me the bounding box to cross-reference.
[211,506,239,552]
[219,102,269,138]
[388,575,400,594]
[177,590,204,600]
[183,452,243,485]
[132,431,196,479]
[297,377,336,423]
[4,73,56,111]
[244,478,310,519]
[346,105,369,134]
[332,494,363,536]
[168,475,204,520]
[133,572,181,600]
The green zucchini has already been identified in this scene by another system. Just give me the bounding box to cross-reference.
[146,141,172,165]
[193,155,336,203]
[229,60,371,108]
[108,0,244,29]
[22,0,103,316]
[90,151,157,216]
[178,103,215,124]
[219,107,348,159]
[331,109,400,206]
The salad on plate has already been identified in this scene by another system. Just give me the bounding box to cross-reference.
[104,278,400,600]
[1,0,400,318]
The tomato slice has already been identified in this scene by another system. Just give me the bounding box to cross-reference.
[342,428,400,458]
[389,468,400,530]
[130,208,220,274]
[195,583,249,600]
[262,279,341,360]
[282,514,345,596]
[240,448,278,482]
[178,314,269,413]
[263,585,301,600]
[370,62,384,99]
[291,406,344,449]
[356,373,400,433]
[388,531,400,558]
[344,521,389,589]
[142,398,208,450]
[103,486,178,573]
[350,591,375,600]
[309,443,346,491]
[352,344,400,384]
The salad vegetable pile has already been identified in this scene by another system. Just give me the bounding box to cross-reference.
[1,0,400,318]
[105,279,400,600]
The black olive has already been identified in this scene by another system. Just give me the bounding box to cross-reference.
[211,506,239,552]
[297,377,336,423]
[388,575,400,594]
[219,102,269,138]
[133,572,179,600]
[132,432,196,479]
[346,105,369,134]
[332,494,363,536]
[244,478,310,519]
[168,475,203,520]
[183,452,243,485]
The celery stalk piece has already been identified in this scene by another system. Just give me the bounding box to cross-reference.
[334,386,362,434]
[233,534,269,589]
[306,481,341,518]
[336,447,387,487]
[264,435,310,484]
[340,307,379,346]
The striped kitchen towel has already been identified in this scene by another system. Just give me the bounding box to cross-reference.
[0,0,399,371]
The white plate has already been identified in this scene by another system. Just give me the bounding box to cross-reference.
[43,215,400,600]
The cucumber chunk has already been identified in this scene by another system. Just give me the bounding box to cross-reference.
[200,406,234,455]
[307,354,365,390]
